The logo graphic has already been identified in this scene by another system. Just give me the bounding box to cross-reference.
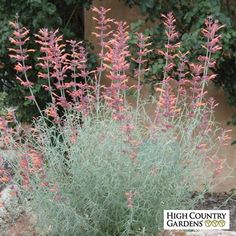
[204,219,226,227]
[164,210,230,230]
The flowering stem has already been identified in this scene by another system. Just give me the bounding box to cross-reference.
[19,44,44,118]
[136,55,142,114]
[199,38,210,103]
[96,36,104,116]
[163,38,170,81]
[71,46,79,103]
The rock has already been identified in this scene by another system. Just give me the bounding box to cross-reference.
[0,185,24,235]
[0,149,18,164]
[6,213,37,236]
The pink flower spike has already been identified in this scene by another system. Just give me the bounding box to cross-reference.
[16,77,33,88]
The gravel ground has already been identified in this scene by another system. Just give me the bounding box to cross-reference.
[1,183,236,235]
[194,191,236,231]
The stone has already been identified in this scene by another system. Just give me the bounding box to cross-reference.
[0,185,24,235]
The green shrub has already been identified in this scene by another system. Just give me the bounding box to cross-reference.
[16,107,216,235]
[0,92,7,116]
[0,0,94,121]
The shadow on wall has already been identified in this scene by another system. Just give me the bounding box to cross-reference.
[84,0,236,192]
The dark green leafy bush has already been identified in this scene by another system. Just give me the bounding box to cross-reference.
[0,0,94,121]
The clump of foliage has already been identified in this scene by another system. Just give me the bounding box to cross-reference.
[0,6,231,235]
[0,92,7,116]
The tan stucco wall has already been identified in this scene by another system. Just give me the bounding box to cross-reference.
[84,0,236,192]
[84,0,148,45]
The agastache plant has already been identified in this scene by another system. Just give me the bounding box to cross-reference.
[103,21,130,121]
[156,12,228,176]
[159,12,180,80]
[199,16,224,101]
[92,6,113,113]
[155,12,180,125]
[35,28,55,103]
[0,7,232,235]
[66,40,94,116]
[8,15,43,117]
[46,31,69,109]
[6,8,227,181]
[133,33,152,115]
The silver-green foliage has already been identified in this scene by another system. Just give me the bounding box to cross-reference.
[17,108,215,236]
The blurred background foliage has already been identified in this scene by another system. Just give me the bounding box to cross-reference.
[0,0,235,124]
